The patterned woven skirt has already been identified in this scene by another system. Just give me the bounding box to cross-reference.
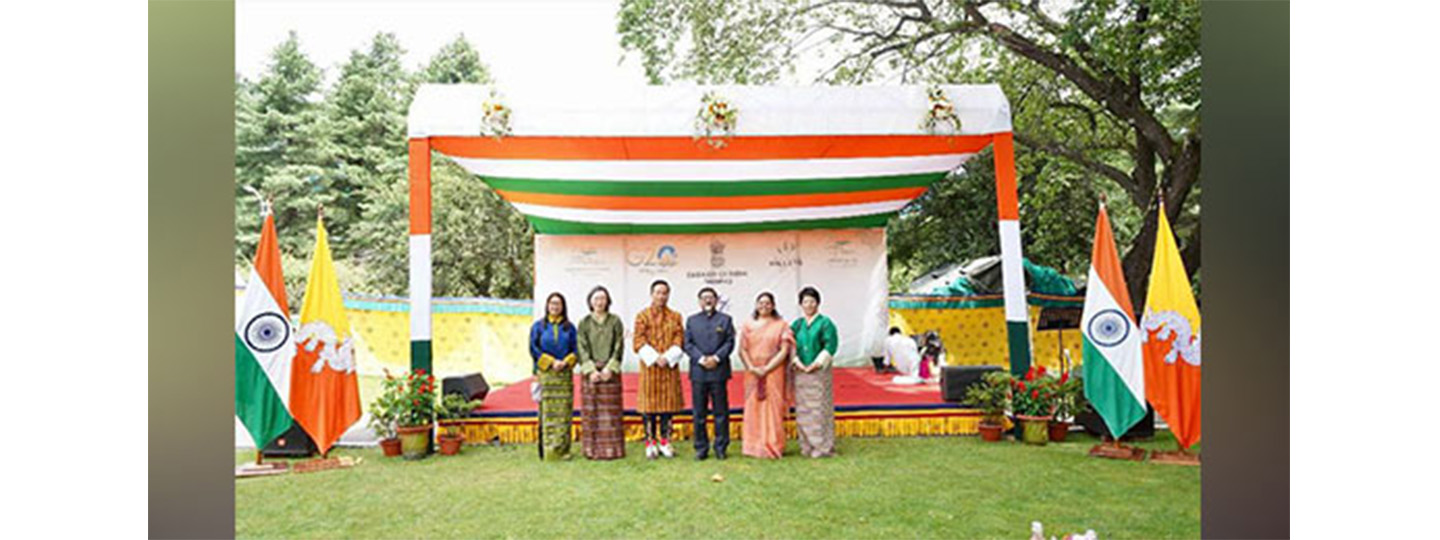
[538,370,575,461]
[580,374,625,460]
[637,364,684,413]
[793,366,835,458]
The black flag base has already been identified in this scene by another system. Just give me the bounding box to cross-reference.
[261,424,318,458]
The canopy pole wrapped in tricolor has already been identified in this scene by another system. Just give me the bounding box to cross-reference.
[289,213,362,455]
[1081,202,1147,438]
[235,208,296,449]
[1142,203,1202,450]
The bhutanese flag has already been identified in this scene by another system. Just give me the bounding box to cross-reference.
[1142,204,1202,450]
[289,214,361,455]
[1081,203,1147,438]
[235,210,296,448]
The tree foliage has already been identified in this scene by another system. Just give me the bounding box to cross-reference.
[618,0,1202,303]
[235,33,533,303]
[235,31,337,260]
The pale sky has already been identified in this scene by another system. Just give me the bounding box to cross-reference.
[236,0,651,88]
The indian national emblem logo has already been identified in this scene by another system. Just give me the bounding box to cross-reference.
[1141,309,1201,366]
[710,239,726,268]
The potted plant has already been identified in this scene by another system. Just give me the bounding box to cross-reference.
[1049,371,1084,442]
[1012,365,1057,445]
[394,368,438,460]
[436,393,483,456]
[966,371,1012,442]
[369,373,403,457]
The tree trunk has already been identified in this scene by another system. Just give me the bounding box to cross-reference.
[1121,145,1201,311]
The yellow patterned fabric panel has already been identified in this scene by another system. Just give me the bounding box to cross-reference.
[888,306,1083,371]
[349,310,534,384]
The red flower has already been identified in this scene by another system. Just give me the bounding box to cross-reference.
[412,399,420,406]
[416,368,426,375]
[1018,381,1027,391]
[1059,372,1069,384]
[1024,368,1035,382]
[1037,365,1047,375]
[1031,389,1039,399]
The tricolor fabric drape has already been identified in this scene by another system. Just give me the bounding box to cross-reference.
[404,85,1032,381]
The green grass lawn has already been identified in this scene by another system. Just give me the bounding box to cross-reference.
[236,432,1199,539]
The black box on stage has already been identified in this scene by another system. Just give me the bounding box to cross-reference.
[442,372,490,407]
[1076,403,1156,440]
[940,365,1004,404]
[261,423,316,457]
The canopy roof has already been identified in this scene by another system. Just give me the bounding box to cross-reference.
[407,84,1012,235]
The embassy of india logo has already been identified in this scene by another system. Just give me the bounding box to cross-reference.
[1142,308,1201,366]
[710,239,726,268]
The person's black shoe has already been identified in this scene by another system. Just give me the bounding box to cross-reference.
[694,451,708,461]
[715,449,727,460]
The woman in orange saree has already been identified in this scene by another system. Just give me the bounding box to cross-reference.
[738,291,794,459]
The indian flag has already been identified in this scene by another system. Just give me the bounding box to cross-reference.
[1081,203,1147,438]
[235,211,296,448]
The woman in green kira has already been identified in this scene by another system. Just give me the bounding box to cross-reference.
[790,286,838,458]
[576,286,626,460]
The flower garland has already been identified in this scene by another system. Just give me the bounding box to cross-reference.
[693,91,738,149]
[919,85,962,135]
[480,90,512,140]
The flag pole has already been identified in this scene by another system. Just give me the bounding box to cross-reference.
[257,194,272,468]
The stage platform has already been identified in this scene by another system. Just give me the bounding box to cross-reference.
[444,367,992,444]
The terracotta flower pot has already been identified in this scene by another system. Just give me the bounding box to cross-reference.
[978,422,1005,442]
[396,424,432,460]
[379,437,402,457]
[1048,420,1071,442]
[1017,415,1050,445]
[438,435,464,456]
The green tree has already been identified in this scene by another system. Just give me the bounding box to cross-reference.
[618,0,1201,303]
[418,34,494,84]
[347,35,535,299]
[321,32,413,259]
[234,31,338,265]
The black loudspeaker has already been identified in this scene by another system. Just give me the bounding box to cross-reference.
[940,365,1004,403]
[261,423,316,457]
[442,372,490,406]
[1076,403,1156,440]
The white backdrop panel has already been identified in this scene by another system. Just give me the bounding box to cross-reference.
[533,228,888,371]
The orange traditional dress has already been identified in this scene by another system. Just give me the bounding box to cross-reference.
[633,305,685,413]
[739,317,794,459]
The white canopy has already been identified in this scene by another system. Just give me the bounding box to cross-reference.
[407,84,1012,138]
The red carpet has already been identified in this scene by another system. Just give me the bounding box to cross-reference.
[477,367,948,416]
